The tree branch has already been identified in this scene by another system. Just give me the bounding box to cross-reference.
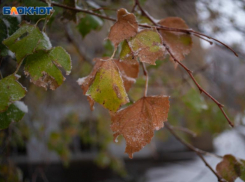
[164,45,234,127]
[168,124,197,137]
[43,0,238,57]
[141,62,148,97]
[165,122,226,182]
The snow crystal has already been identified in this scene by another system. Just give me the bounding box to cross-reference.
[14,101,28,113]
[77,77,87,85]
[14,74,21,79]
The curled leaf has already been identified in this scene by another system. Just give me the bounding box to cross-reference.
[108,8,138,47]
[3,23,52,63]
[111,96,170,158]
[216,154,241,182]
[128,29,165,65]
[158,17,192,63]
[24,46,72,90]
[77,58,129,112]
[0,74,27,112]
[0,101,28,130]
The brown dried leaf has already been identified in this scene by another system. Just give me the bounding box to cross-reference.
[158,17,192,63]
[108,8,138,47]
[114,58,139,92]
[111,96,170,158]
[216,154,241,182]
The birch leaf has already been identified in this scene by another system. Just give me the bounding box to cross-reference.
[0,101,28,130]
[108,8,138,47]
[216,154,241,182]
[158,17,192,63]
[24,47,72,90]
[77,58,129,112]
[3,23,52,63]
[128,29,165,65]
[111,96,170,158]
[0,74,27,112]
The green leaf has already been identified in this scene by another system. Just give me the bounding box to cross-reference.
[86,59,129,112]
[0,74,27,112]
[24,46,72,90]
[78,58,129,112]
[216,154,241,182]
[77,14,103,38]
[128,29,164,65]
[3,23,52,63]
[120,40,133,61]
[0,101,27,130]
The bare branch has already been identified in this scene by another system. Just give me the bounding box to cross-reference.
[168,125,197,137]
[164,45,234,127]
[165,123,226,182]
[43,0,238,57]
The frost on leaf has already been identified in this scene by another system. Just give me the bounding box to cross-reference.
[128,29,165,65]
[3,22,52,63]
[111,96,170,158]
[0,101,27,130]
[77,58,129,112]
[216,154,241,182]
[24,46,72,90]
[108,8,138,47]
[158,17,192,63]
[0,74,27,112]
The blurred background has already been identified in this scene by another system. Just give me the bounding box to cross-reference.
[0,0,245,181]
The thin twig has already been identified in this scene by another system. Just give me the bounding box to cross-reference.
[134,0,157,25]
[165,123,226,182]
[164,45,234,127]
[14,59,24,74]
[194,34,213,45]
[168,125,197,137]
[141,62,148,97]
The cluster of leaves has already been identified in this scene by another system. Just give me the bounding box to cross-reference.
[0,16,72,129]
[77,8,193,158]
[216,154,245,182]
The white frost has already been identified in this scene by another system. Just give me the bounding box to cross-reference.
[77,77,87,85]
[14,74,21,79]
[14,101,28,113]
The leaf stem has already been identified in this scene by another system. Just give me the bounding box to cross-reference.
[110,48,117,59]
[14,59,24,74]
[165,123,226,182]
[141,62,148,97]
[35,18,46,27]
